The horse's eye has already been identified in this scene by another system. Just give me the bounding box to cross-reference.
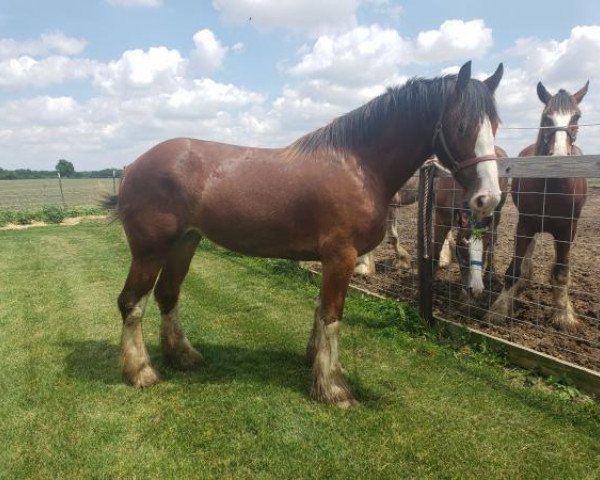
[572,113,581,123]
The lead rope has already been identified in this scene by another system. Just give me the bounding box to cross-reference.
[420,161,437,259]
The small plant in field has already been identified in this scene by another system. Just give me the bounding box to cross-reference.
[0,210,15,226]
[41,205,66,224]
[14,211,32,225]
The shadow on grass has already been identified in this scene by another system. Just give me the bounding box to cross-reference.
[61,339,380,404]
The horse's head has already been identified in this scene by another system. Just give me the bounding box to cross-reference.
[536,81,589,156]
[433,61,503,219]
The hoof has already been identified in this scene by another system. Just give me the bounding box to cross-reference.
[164,345,205,370]
[335,398,359,409]
[311,370,357,407]
[354,264,374,275]
[393,257,411,270]
[459,288,472,303]
[551,310,580,332]
[128,364,160,388]
[483,309,507,325]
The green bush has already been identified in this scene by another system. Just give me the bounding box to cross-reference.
[41,206,66,224]
[0,210,15,226]
[0,205,108,227]
[14,211,32,225]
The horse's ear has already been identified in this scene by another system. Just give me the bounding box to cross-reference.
[537,81,552,104]
[483,63,503,93]
[573,80,589,104]
[455,61,472,93]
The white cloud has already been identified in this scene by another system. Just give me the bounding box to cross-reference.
[106,0,162,7]
[0,96,82,126]
[189,29,228,75]
[414,19,493,63]
[0,56,95,88]
[289,25,409,86]
[93,46,186,95]
[212,0,359,36]
[0,32,86,59]
[289,20,493,86]
[512,25,600,87]
[232,42,245,53]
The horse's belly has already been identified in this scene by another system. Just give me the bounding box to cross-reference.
[194,199,320,259]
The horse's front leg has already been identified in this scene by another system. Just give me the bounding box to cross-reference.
[485,227,536,324]
[551,235,579,331]
[307,248,358,408]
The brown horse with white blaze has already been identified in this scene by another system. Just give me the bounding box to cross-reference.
[486,81,588,331]
[433,146,509,300]
[106,61,503,407]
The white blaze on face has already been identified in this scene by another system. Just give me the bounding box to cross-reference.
[470,116,501,216]
[468,237,484,295]
[550,112,571,156]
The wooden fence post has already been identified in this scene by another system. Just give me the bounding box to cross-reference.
[417,163,436,326]
[112,169,116,194]
[57,171,66,207]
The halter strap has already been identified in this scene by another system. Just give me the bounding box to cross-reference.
[431,87,497,174]
[542,125,577,143]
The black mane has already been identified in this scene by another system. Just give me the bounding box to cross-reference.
[291,74,499,155]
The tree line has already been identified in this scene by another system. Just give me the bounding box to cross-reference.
[0,159,123,180]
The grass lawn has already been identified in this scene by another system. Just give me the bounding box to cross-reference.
[1,221,599,479]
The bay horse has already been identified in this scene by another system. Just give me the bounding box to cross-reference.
[354,175,418,274]
[105,61,503,407]
[433,146,509,300]
[486,81,588,331]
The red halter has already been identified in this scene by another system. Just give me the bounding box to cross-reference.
[432,120,497,174]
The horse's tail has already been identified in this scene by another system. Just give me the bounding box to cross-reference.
[99,193,120,223]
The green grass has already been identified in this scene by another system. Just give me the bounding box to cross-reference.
[0,221,599,479]
[0,178,116,209]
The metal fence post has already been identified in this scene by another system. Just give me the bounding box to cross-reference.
[57,171,66,207]
[417,163,436,326]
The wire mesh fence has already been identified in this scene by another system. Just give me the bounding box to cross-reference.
[345,154,600,376]
[0,174,120,209]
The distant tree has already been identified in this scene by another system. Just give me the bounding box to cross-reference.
[55,159,75,177]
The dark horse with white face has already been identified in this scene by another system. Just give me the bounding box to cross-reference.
[106,61,503,407]
[486,81,588,331]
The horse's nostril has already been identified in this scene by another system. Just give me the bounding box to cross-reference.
[475,195,486,209]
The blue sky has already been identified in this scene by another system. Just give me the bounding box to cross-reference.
[1,0,599,170]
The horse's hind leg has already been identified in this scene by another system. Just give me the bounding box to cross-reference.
[354,252,375,275]
[118,256,163,387]
[307,248,357,408]
[388,208,411,269]
[550,235,579,331]
[154,230,204,369]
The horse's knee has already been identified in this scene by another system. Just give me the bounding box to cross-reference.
[118,290,140,321]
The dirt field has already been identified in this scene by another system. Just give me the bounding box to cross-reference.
[316,184,600,373]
